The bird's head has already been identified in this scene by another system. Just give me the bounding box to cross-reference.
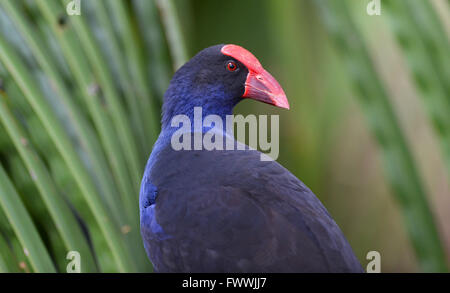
[161,44,289,128]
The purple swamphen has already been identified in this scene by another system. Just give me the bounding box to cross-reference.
[140,44,363,272]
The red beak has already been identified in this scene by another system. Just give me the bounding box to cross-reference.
[221,44,290,109]
[242,68,289,109]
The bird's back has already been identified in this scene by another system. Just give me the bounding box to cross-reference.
[140,137,363,273]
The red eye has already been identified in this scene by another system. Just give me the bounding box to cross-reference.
[226,61,238,72]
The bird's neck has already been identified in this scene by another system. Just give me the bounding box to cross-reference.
[161,88,239,132]
[147,96,237,173]
[158,107,235,152]
[163,107,234,132]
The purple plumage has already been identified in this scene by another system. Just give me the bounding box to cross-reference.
[140,44,363,272]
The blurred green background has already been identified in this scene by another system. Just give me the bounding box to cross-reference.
[0,0,449,272]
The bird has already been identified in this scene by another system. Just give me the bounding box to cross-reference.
[140,44,363,273]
